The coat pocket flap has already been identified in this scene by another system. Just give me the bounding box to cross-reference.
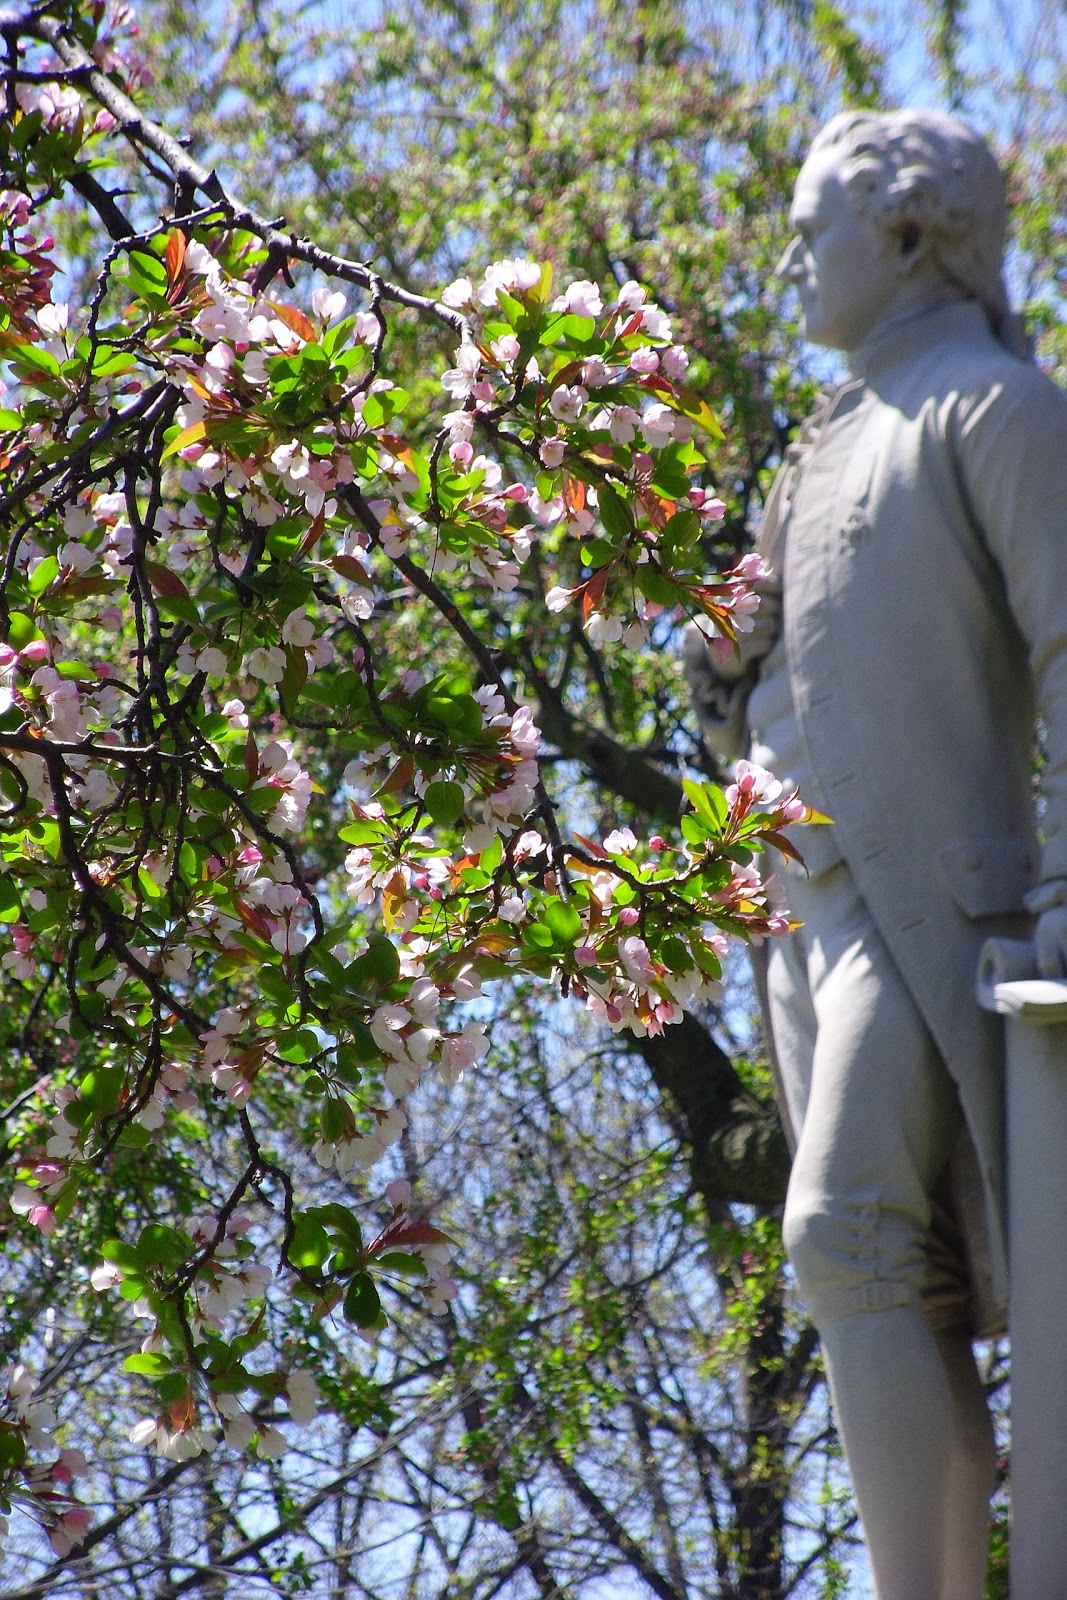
[939,838,1037,918]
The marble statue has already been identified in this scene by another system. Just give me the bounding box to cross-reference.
[684,109,1067,1598]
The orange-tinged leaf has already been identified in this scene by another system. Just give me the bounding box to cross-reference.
[269,300,315,344]
[168,1390,194,1430]
[563,476,586,514]
[164,228,186,286]
[244,729,259,787]
[382,871,407,931]
[161,420,207,461]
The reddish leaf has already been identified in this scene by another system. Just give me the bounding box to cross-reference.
[299,508,326,555]
[143,562,191,600]
[375,754,414,797]
[330,553,374,587]
[614,311,645,342]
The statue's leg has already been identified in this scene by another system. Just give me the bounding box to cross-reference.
[768,864,994,1600]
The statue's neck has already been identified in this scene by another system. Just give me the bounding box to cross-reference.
[848,280,966,374]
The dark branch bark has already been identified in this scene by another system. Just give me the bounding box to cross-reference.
[633,1010,789,1212]
[533,677,686,821]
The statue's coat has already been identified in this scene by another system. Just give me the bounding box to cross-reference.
[778,300,1067,1310]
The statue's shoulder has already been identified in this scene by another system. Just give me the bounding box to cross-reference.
[928,323,1067,434]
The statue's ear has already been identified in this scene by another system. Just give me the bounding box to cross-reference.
[897,219,932,274]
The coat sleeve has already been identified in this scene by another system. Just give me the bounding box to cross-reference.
[955,364,1067,882]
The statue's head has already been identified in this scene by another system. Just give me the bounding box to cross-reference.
[778,109,1019,355]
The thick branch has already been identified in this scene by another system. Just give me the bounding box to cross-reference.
[634,1010,789,1212]
[533,677,685,821]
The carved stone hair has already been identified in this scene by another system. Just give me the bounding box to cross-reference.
[809,109,1028,358]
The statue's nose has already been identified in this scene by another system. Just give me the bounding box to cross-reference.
[775,237,804,282]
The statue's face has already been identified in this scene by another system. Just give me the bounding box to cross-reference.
[777,148,907,352]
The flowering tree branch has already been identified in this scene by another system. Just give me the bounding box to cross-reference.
[0,0,823,1560]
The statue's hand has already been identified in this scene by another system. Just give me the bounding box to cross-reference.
[1035,904,1067,979]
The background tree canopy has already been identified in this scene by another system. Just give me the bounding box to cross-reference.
[0,1,1063,1596]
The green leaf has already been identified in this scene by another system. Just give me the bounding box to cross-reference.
[0,876,21,923]
[157,1373,188,1404]
[319,1095,350,1143]
[597,483,631,542]
[28,556,59,597]
[425,780,465,826]
[346,937,400,987]
[128,248,169,300]
[137,1223,192,1267]
[0,409,22,432]
[280,643,308,715]
[343,1272,382,1328]
[124,1352,172,1376]
[101,1239,142,1272]
[287,1214,330,1271]
[6,613,42,649]
[374,1251,427,1276]
[545,898,582,944]
[682,778,728,829]
[659,935,692,973]
[311,1203,364,1245]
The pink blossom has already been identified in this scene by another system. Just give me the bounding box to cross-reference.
[603,827,637,855]
[730,552,772,583]
[607,405,641,444]
[441,276,474,308]
[386,1178,413,1209]
[629,346,660,373]
[442,343,482,398]
[311,286,347,323]
[490,333,520,363]
[660,345,690,379]
[286,1369,320,1424]
[616,281,647,312]
[552,279,604,318]
[640,403,675,449]
[619,936,654,983]
[724,759,785,812]
[539,438,566,468]
[585,611,623,645]
[478,258,542,307]
[549,384,587,423]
